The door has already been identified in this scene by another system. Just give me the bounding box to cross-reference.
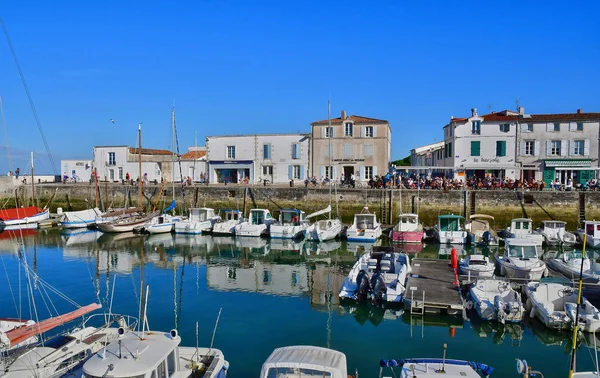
[188,166,195,181]
[343,166,354,183]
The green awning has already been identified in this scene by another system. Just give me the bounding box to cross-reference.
[544,159,592,168]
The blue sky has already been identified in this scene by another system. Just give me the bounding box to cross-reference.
[0,1,599,174]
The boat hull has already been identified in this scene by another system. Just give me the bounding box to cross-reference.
[496,258,546,281]
[346,226,381,242]
[436,231,467,244]
[0,208,49,227]
[390,230,424,243]
[270,225,308,239]
[146,223,174,234]
[305,221,342,242]
[235,224,267,237]
[96,213,157,233]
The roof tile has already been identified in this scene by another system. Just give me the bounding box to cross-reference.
[129,148,172,156]
[180,150,206,160]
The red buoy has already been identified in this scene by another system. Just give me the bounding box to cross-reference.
[450,247,458,269]
[449,327,456,338]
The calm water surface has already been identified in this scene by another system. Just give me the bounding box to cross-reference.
[0,228,598,378]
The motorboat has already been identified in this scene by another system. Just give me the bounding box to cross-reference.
[339,246,411,304]
[577,220,600,249]
[0,206,49,229]
[546,250,600,284]
[524,280,600,332]
[82,327,228,378]
[212,209,244,235]
[459,254,495,278]
[435,214,467,244]
[534,220,577,246]
[346,207,382,242]
[174,208,220,235]
[379,355,493,378]
[260,346,348,378]
[96,211,159,233]
[235,208,276,237]
[304,205,342,242]
[465,214,499,246]
[467,279,524,323]
[270,208,309,239]
[59,208,103,229]
[496,238,547,281]
[141,213,182,234]
[390,213,424,243]
[505,218,543,246]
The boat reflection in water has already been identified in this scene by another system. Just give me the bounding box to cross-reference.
[469,315,523,346]
[400,312,464,338]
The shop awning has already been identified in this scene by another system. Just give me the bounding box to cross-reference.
[544,159,592,168]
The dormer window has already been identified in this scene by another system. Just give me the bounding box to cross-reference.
[344,123,353,137]
[471,121,481,135]
[499,124,510,133]
[365,126,373,137]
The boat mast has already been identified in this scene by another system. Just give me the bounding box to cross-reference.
[568,232,587,377]
[171,107,175,203]
[138,123,142,209]
[30,151,35,207]
[328,100,332,218]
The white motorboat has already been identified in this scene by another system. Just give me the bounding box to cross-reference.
[82,327,228,378]
[174,208,220,235]
[546,250,600,284]
[524,280,600,332]
[465,214,499,246]
[379,355,494,378]
[96,211,159,233]
[390,213,425,244]
[346,207,382,242]
[212,209,244,235]
[339,246,411,304]
[534,220,577,246]
[459,254,495,278]
[260,346,347,378]
[305,205,342,241]
[496,238,547,281]
[59,208,103,229]
[270,208,309,239]
[143,213,182,234]
[435,214,467,244]
[235,209,276,237]
[467,279,524,323]
[505,218,543,246]
[577,220,600,249]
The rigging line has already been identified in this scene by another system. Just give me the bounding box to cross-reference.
[0,96,13,172]
[22,255,42,344]
[0,253,19,317]
[0,17,57,175]
[25,266,81,308]
[173,111,185,200]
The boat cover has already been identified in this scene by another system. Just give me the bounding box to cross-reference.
[380,359,494,377]
[260,346,347,378]
[0,206,44,221]
[62,208,101,222]
[306,205,331,219]
[164,200,176,213]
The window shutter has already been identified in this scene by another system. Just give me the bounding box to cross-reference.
[585,139,590,156]
[372,126,377,138]
[569,122,577,132]
[333,166,338,180]
[501,141,506,157]
[288,165,293,180]
[546,123,553,132]
[360,127,365,137]
[534,141,540,156]
[372,166,378,178]
[321,127,326,138]
[300,166,305,180]
[546,141,551,156]
[332,127,336,138]
[359,166,365,180]
[520,124,528,132]
[569,140,575,156]
[520,141,526,156]
[320,166,325,178]
[560,140,567,156]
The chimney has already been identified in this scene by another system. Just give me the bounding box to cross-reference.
[577,108,583,114]
[471,108,478,117]
[518,106,524,116]
[341,110,346,119]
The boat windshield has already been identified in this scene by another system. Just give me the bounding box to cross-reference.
[355,215,375,229]
[514,221,530,230]
[251,211,265,225]
[281,211,300,225]
[265,368,332,378]
[508,245,538,259]
[402,217,417,224]
[440,218,461,231]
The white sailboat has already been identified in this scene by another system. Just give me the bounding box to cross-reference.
[60,208,103,229]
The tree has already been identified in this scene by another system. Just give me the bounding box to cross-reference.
[391,156,411,166]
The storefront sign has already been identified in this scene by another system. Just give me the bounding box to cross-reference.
[332,158,365,163]
[473,157,500,164]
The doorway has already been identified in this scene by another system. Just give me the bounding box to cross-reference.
[343,166,354,183]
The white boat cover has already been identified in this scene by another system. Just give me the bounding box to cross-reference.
[260,346,347,378]
[306,205,331,219]
[62,208,101,222]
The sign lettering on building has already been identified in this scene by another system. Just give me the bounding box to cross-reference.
[332,158,365,163]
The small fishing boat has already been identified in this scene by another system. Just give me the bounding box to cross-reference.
[0,206,50,229]
[174,208,220,235]
[212,209,244,235]
[524,280,600,332]
[96,211,159,233]
[305,205,342,242]
[534,220,577,246]
[435,214,467,244]
[235,208,275,237]
[270,208,309,239]
[142,213,182,234]
[339,246,411,304]
[505,218,543,246]
[465,214,499,246]
[467,279,525,323]
[459,254,495,278]
[390,213,425,243]
[496,238,547,281]
[260,346,348,378]
[346,207,382,242]
[546,250,600,284]
[577,220,600,249]
[59,208,103,229]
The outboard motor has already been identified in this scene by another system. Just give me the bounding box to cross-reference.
[371,271,387,305]
[482,231,491,245]
[355,270,371,303]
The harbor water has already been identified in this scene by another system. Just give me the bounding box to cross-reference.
[0,229,598,377]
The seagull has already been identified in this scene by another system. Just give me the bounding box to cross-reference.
[110,119,115,124]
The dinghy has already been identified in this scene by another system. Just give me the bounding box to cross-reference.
[59,208,103,229]
[459,254,495,278]
[305,205,342,241]
[546,250,600,285]
[496,238,547,281]
[467,279,525,323]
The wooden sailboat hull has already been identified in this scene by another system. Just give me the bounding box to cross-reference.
[96,212,158,233]
[0,207,49,228]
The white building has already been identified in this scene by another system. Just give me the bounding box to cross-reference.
[61,159,92,182]
[92,146,173,183]
[409,141,445,177]
[176,147,208,183]
[206,133,310,184]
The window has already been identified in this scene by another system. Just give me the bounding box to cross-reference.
[226,146,235,159]
[109,169,115,181]
[551,140,561,156]
[344,144,353,158]
[292,143,300,159]
[324,166,332,179]
[293,165,301,179]
[470,141,480,156]
[263,144,271,159]
[344,122,353,136]
[577,122,584,131]
[522,123,533,132]
[263,270,272,284]
[108,152,116,165]
[554,123,560,132]
[157,360,166,378]
[365,166,373,180]
[572,140,585,156]
[365,126,374,137]
[325,126,333,138]
[499,124,510,133]
[118,167,123,180]
[524,141,534,156]
[364,144,374,157]
[167,351,177,377]
[471,121,481,135]
[445,143,452,158]
[262,165,273,176]
[496,141,506,157]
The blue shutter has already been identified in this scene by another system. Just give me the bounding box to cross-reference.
[288,165,293,180]
[320,166,325,178]
[372,166,378,178]
[292,143,300,159]
[360,166,365,180]
[300,166,305,180]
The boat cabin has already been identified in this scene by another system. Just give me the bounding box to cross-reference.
[277,209,306,226]
[468,214,494,231]
[259,346,347,378]
[465,254,489,266]
[219,209,242,221]
[585,221,600,239]
[505,239,540,260]
[540,221,567,232]
[190,208,217,222]
[511,218,533,235]
[354,214,377,230]
[397,213,420,232]
[438,214,464,231]
[249,209,273,225]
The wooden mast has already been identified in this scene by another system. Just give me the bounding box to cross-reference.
[138,123,143,209]
[30,151,35,207]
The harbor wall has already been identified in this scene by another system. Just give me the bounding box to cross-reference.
[4,183,599,230]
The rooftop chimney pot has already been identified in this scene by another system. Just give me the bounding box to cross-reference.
[341,110,346,119]
[471,108,478,117]
[577,108,583,114]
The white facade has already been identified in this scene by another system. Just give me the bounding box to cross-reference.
[175,147,208,183]
[92,146,171,183]
[410,141,445,177]
[206,133,310,184]
[61,159,92,182]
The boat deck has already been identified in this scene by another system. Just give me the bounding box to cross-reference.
[404,258,464,316]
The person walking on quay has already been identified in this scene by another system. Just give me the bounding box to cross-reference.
[340,173,345,186]
[15,167,20,179]
[350,172,355,188]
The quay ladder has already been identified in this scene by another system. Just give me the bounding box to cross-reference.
[410,288,425,316]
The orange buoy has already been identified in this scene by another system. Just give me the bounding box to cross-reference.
[449,327,456,338]
[450,247,458,269]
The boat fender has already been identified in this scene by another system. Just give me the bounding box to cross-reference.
[530,306,536,319]
[525,298,532,312]
[450,247,458,269]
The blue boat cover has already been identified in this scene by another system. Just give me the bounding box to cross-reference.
[379,359,494,377]
[164,200,176,213]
